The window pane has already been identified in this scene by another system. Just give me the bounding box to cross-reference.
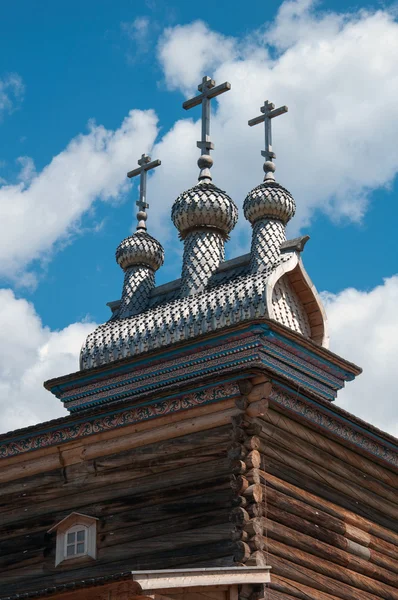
[67,532,75,544]
[76,530,85,542]
[66,545,75,556]
[76,542,85,554]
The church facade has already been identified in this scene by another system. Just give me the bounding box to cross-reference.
[0,77,397,600]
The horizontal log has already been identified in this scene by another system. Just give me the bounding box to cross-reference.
[233,541,251,562]
[265,588,305,600]
[265,488,398,574]
[1,539,235,592]
[99,509,230,550]
[265,536,398,598]
[0,400,239,483]
[0,426,232,508]
[0,477,231,540]
[257,420,397,505]
[1,456,232,527]
[261,408,398,488]
[262,471,398,552]
[257,439,398,522]
[258,460,398,534]
[268,553,387,600]
[246,450,261,469]
[270,576,344,600]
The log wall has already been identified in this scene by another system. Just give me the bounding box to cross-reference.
[0,423,236,596]
[231,380,398,600]
[1,377,397,600]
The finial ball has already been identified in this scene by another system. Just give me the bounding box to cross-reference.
[137,211,147,222]
[197,154,213,170]
[263,161,276,173]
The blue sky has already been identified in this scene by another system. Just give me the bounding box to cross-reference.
[0,0,398,435]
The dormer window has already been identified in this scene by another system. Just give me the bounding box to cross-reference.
[48,512,98,566]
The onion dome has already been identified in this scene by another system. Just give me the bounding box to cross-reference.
[243,179,296,226]
[172,179,238,239]
[116,230,164,273]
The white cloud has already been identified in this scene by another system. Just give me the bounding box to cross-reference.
[0,289,96,434]
[0,73,24,120]
[158,21,236,95]
[0,110,159,283]
[152,2,398,255]
[2,2,398,281]
[325,276,398,438]
[122,16,151,57]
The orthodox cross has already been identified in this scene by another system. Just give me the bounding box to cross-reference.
[248,100,288,180]
[127,153,161,231]
[183,75,231,179]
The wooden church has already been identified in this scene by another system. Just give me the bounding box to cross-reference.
[0,77,397,600]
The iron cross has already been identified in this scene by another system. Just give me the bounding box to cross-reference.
[127,154,161,231]
[248,100,288,162]
[183,76,231,155]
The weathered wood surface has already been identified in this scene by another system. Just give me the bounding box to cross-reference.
[0,424,236,595]
[1,382,397,600]
[254,409,398,600]
[262,408,398,488]
[0,399,240,483]
[261,471,398,551]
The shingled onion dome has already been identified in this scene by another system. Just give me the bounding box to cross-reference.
[172,157,238,297]
[244,174,295,272]
[172,75,238,297]
[114,153,164,320]
[115,230,164,319]
[245,100,295,272]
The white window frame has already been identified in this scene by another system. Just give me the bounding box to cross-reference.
[49,513,98,566]
[64,524,88,559]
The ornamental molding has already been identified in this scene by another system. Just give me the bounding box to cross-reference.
[53,324,351,414]
[270,387,398,469]
[0,382,240,460]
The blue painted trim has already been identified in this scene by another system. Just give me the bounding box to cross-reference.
[259,356,335,401]
[259,342,340,389]
[62,339,263,405]
[51,326,263,395]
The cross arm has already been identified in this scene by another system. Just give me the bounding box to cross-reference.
[248,105,288,127]
[182,81,231,111]
[248,114,265,127]
[268,105,288,119]
[127,159,161,179]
